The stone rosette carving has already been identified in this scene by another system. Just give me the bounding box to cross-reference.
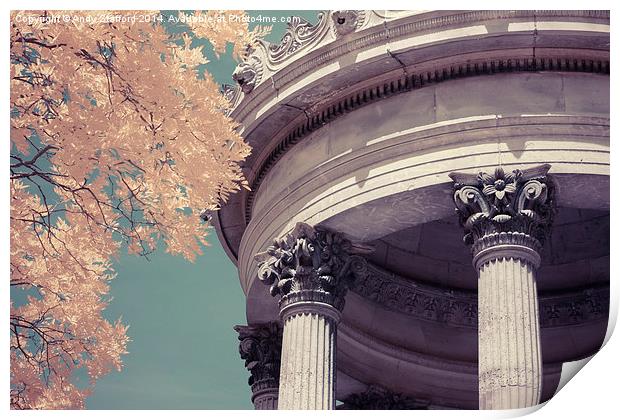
[449,164,556,254]
[255,222,371,311]
[331,10,365,36]
[233,322,282,394]
[339,385,429,410]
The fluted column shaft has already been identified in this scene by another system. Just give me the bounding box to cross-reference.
[449,165,555,410]
[252,385,279,410]
[278,302,339,409]
[255,222,364,410]
[476,244,542,409]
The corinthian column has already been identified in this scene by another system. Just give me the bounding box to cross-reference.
[255,222,364,410]
[234,322,282,410]
[449,165,555,410]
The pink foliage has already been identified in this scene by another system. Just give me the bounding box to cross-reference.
[10,10,268,409]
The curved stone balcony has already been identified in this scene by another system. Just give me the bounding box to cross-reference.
[218,10,610,409]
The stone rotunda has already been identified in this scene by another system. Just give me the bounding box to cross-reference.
[211,10,610,410]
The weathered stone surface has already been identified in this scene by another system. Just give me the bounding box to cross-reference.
[450,164,556,253]
[255,222,359,311]
[478,257,542,409]
[234,322,282,410]
[450,165,557,409]
[232,54,263,94]
[339,384,429,409]
[278,310,337,409]
[213,10,609,410]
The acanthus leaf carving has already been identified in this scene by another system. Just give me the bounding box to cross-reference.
[233,322,282,391]
[255,222,370,311]
[449,164,556,251]
[268,14,327,61]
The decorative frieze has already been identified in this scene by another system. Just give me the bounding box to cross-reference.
[348,256,609,329]
[339,385,429,410]
[349,256,478,326]
[540,288,610,328]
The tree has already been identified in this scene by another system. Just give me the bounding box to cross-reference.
[10,10,269,409]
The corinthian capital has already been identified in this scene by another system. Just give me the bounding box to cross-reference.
[255,222,370,311]
[233,322,282,392]
[449,164,556,253]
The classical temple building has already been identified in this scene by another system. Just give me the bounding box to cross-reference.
[211,10,610,410]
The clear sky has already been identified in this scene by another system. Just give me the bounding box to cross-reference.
[85,10,320,410]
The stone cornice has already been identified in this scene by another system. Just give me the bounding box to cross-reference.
[235,114,609,293]
[242,56,608,224]
[349,256,609,329]
[213,10,610,263]
[228,10,610,226]
[227,10,609,115]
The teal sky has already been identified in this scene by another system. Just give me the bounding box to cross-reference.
[84,10,320,410]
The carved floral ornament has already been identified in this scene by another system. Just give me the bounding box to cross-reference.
[230,12,329,95]
[255,222,372,311]
[268,14,328,61]
[348,256,608,328]
[340,385,429,410]
[225,10,609,101]
[233,322,282,388]
[449,164,556,250]
[230,10,367,95]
